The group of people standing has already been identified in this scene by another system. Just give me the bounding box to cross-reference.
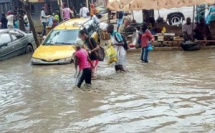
[40,7,60,36]
[40,3,99,36]
[196,3,215,25]
[0,10,29,30]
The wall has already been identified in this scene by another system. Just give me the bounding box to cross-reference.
[0,0,12,18]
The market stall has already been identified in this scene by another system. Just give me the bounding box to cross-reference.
[106,0,215,11]
[106,0,215,48]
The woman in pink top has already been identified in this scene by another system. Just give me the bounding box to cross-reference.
[63,4,74,20]
[140,23,154,63]
[74,41,92,89]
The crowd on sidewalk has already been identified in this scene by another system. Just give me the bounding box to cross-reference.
[0,9,29,30]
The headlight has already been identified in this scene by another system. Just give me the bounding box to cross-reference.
[31,58,42,63]
[59,58,72,63]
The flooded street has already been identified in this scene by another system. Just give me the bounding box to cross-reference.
[0,50,215,133]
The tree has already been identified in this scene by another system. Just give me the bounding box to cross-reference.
[17,1,25,32]
[19,0,40,48]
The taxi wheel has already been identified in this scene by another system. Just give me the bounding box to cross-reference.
[70,59,74,63]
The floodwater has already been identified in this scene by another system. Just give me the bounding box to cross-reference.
[0,50,215,133]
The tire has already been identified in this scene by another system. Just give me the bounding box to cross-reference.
[168,14,183,25]
[25,44,34,54]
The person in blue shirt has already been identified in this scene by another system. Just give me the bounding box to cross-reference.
[206,3,215,24]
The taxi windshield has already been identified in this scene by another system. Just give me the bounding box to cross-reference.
[43,30,80,45]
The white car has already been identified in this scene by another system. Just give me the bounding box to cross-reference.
[154,6,194,25]
[133,5,209,25]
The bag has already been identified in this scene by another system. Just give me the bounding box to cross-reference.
[116,11,123,19]
[105,44,117,64]
[89,38,105,61]
[101,31,110,40]
[148,43,153,51]
[114,33,129,51]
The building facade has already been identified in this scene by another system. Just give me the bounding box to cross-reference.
[0,0,12,17]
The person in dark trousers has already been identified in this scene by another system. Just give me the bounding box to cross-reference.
[194,17,211,40]
[40,7,50,36]
[140,23,154,63]
[74,40,92,90]
[1,13,8,29]
[116,11,124,32]
[79,30,99,79]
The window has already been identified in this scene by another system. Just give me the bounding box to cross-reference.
[11,34,18,41]
[0,2,11,16]
[43,30,80,45]
[9,30,24,40]
[0,33,11,45]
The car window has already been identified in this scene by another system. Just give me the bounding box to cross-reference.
[9,30,24,40]
[11,34,18,41]
[43,30,80,45]
[0,33,11,45]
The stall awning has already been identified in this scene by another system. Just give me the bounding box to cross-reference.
[107,0,215,11]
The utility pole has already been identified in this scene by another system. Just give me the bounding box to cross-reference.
[67,0,69,8]
[46,0,50,14]
[21,0,40,47]
[57,0,63,21]
[86,0,89,9]
[17,0,25,31]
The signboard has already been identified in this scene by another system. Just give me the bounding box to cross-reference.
[28,0,45,2]
[107,0,215,11]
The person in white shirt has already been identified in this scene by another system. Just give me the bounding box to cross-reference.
[86,13,100,24]
[92,15,100,24]
[6,11,14,29]
[182,17,196,41]
[79,4,89,18]
[40,7,50,36]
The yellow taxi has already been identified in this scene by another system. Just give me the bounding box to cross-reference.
[31,18,99,65]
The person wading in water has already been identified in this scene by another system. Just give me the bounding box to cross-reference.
[79,30,100,79]
[107,24,127,72]
[74,40,93,90]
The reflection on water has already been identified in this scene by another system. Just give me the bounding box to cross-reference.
[0,50,215,133]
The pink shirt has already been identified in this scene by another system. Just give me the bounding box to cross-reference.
[141,30,154,47]
[75,49,91,70]
[63,8,71,20]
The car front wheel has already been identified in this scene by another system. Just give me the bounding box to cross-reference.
[25,44,34,54]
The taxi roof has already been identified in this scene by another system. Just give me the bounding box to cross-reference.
[54,18,90,30]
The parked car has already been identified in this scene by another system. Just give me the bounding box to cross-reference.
[31,18,100,65]
[154,6,195,25]
[134,5,209,25]
[0,29,36,61]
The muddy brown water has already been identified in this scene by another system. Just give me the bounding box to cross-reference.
[0,50,215,133]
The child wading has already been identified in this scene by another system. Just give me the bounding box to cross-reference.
[74,41,92,90]
[107,24,127,72]
[140,23,154,63]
